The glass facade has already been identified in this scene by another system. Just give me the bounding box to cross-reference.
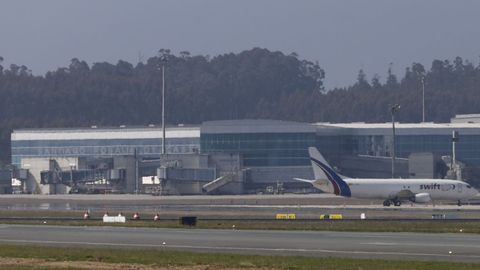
[354,134,480,166]
[315,135,354,157]
[11,137,200,167]
[11,122,480,169]
[201,132,316,166]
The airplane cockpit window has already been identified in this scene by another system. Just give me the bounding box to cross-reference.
[467,185,472,189]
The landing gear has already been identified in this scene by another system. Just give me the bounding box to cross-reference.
[457,200,462,206]
[383,199,402,207]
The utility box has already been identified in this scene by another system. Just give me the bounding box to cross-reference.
[180,216,197,226]
[409,152,448,179]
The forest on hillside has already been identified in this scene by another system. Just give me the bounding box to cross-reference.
[1,48,480,163]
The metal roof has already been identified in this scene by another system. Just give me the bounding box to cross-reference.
[201,119,316,134]
[11,120,480,141]
[12,126,200,141]
[317,122,480,129]
[315,122,480,136]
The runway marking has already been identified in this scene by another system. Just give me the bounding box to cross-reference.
[176,204,480,210]
[363,242,480,249]
[1,238,480,260]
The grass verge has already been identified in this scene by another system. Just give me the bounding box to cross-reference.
[0,209,479,233]
[0,245,478,270]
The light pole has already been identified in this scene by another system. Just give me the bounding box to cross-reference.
[159,54,168,155]
[390,104,401,178]
[421,76,425,122]
[452,131,459,178]
[69,163,75,186]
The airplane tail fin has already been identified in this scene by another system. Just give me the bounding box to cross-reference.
[308,147,351,197]
[308,147,333,180]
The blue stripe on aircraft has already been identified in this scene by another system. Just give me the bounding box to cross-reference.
[311,157,351,197]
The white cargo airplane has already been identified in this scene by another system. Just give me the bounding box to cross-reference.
[296,147,478,206]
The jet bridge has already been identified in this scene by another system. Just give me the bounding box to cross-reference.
[202,174,235,194]
[40,159,126,193]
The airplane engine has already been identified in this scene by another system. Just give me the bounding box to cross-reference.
[412,193,432,203]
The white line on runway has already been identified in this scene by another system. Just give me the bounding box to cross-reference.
[363,242,480,249]
[1,238,480,260]
[188,204,480,210]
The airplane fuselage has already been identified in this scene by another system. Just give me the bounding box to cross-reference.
[305,146,479,205]
[344,178,476,201]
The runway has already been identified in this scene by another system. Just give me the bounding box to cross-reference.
[0,194,479,219]
[0,224,479,262]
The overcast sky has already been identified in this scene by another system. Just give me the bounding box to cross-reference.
[1,0,479,88]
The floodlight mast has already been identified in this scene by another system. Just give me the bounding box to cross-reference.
[159,54,168,155]
[421,76,425,122]
[390,104,401,178]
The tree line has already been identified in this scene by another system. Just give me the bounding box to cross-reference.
[1,48,480,164]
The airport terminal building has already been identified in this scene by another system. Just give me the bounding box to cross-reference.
[10,116,480,194]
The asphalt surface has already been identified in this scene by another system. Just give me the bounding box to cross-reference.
[0,224,479,262]
[1,194,479,219]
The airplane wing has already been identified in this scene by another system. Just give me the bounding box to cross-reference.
[293,178,334,193]
[292,178,315,183]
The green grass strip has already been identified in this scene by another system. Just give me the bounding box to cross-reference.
[0,210,479,233]
[0,245,478,270]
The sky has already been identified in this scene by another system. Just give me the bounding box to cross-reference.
[0,0,479,89]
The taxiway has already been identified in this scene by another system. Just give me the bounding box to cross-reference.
[0,224,478,262]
